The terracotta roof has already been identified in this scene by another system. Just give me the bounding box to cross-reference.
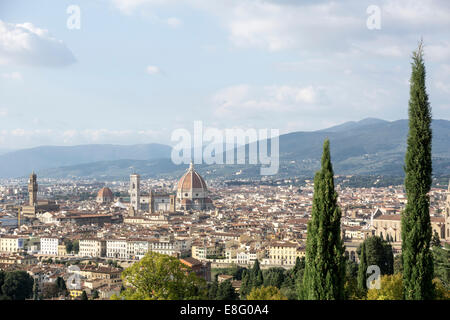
[97,187,114,199]
[177,162,207,192]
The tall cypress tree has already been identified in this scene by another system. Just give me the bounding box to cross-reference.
[402,41,434,300]
[357,242,368,291]
[302,139,346,300]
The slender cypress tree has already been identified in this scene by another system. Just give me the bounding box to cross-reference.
[357,242,368,291]
[402,41,434,300]
[302,139,346,300]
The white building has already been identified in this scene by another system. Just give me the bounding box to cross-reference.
[0,235,27,253]
[40,237,60,255]
[106,239,128,260]
[79,239,106,258]
[127,240,150,259]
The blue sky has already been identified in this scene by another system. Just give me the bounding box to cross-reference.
[0,0,449,149]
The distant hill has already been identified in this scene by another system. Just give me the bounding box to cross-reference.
[0,143,171,178]
[318,118,390,133]
[3,118,450,179]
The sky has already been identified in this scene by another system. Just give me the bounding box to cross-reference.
[0,0,449,149]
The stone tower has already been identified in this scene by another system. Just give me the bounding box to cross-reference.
[129,173,140,213]
[28,171,38,206]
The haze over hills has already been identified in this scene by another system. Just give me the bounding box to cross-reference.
[2,118,450,180]
[0,143,171,178]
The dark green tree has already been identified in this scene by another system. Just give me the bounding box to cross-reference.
[263,268,285,288]
[431,231,441,248]
[1,271,34,300]
[432,243,450,290]
[357,243,368,291]
[216,280,237,300]
[32,279,39,300]
[254,270,264,288]
[73,240,80,254]
[402,41,435,300]
[65,240,73,254]
[292,257,305,277]
[239,270,251,299]
[56,276,66,293]
[357,236,394,291]
[80,290,88,300]
[92,290,99,300]
[207,280,218,300]
[302,139,346,300]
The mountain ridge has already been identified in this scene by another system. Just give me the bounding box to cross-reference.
[3,118,450,179]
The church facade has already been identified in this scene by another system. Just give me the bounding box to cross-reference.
[128,162,213,215]
[371,183,450,243]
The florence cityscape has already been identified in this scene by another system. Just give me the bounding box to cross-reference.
[0,0,449,310]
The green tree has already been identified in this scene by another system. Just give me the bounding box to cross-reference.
[432,244,450,290]
[207,280,218,300]
[32,280,39,300]
[357,236,394,291]
[254,270,263,288]
[240,270,252,298]
[73,240,80,254]
[302,139,346,300]
[367,274,403,300]
[263,268,285,288]
[80,290,88,300]
[246,286,287,300]
[56,276,66,293]
[292,257,305,277]
[92,290,99,300]
[118,251,207,300]
[402,41,434,300]
[431,231,441,248]
[216,280,237,300]
[394,254,403,274]
[0,271,34,300]
[65,240,73,254]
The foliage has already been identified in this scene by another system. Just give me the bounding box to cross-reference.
[117,251,207,300]
[302,139,346,300]
[431,231,441,248]
[394,254,403,274]
[246,286,287,300]
[207,280,218,300]
[216,280,238,300]
[402,40,434,300]
[344,257,365,300]
[366,273,403,300]
[263,268,285,288]
[0,271,34,300]
[357,236,394,291]
[433,278,450,300]
[432,244,450,290]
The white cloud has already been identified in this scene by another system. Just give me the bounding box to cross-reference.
[167,17,182,28]
[212,84,324,119]
[1,71,23,81]
[427,42,450,62]
[146,65,161,75]
[0,108,7,117]
[0,20,76,67]
[111,0,179,14]
[435,81,450,94]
